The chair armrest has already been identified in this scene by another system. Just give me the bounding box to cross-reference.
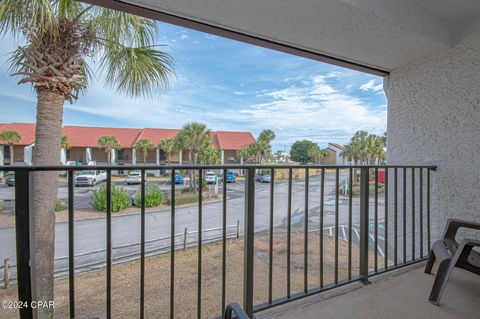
[442,219,480,240]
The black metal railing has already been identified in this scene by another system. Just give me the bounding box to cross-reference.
[0,164,436,319]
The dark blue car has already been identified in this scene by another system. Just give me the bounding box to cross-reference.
[225,171,236,183]
[174,173,184,184]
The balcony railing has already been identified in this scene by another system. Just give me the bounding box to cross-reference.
[0,164,436,319]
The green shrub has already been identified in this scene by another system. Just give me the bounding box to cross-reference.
[92,184,130,212]
[134,184,164,207]
[55,199,67,212]
[166,191,198,206]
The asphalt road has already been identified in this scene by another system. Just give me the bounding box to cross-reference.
[0,172,386,278]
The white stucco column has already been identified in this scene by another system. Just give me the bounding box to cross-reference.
[155,148,161,176]
[179,150,183,164]
[110,149,116,164]
[386,18,480,242]
[23,145,33,165]
[60,148,67,165]
[0,146,4,176]
[221,150,225,165]
[85,147,92,163]
[240,155,244,165]
[132,148,137,165]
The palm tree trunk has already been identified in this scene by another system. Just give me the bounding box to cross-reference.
[9,144,14,165]
[32,88,64,319]
[143,152,146,165]
[193,153,198,194]
[107,150,111,164]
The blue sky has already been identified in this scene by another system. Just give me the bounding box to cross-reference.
[0,21,387,151]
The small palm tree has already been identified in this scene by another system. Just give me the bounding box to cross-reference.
[0,130,21,165]
[199,144,221,165]
[176,123,211,193]
[60,134,70,150]
[0,2,174,312]
[257,129,276,164]
[97,135,120,164]
[158,138,178,164]
[135,139,154,165]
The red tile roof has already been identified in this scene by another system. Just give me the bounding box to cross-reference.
[216,131,256,150]
[0,123,36,145]
[62,126,143,148]
[136,128,180,145]
[0,123,256,150]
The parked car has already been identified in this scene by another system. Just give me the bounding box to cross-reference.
[174,173,184,184]
[74,170,107,187]
[205,171,217,184]
[126,171,142,185]
[224,170,236,183]
[256,173,271,183]
[5,173,15,187]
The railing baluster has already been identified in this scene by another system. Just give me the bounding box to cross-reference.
[403,168,407,264]
[68,170,75,319]
[348,167,353,280]
[320,168,325,289]
[427,168,431,252]
[394,167,398,267]
[197,168,203,319]
[268,168,274,304]
[419,168,423,258]
[106,170,112,319]
[287,168,292,298]
[15,170,33,319]
[334,168,339,284]
[140,170,146,319]
[359,167,370,284]
[411,167,415,261]
[244,167,255,318]
[170,169,175,319]
[304,168,309,293]
[222,168,227,315]
[384,168,389,269]
[374,168,378,272]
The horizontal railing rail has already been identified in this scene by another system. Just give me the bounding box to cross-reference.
[0,164,436,319]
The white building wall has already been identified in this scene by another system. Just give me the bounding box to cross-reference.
[385,18,480,241]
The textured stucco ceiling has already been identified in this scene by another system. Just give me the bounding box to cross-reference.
[85,0,480,73]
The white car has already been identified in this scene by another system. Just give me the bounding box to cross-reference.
[205,171,218,184]
[126,171,142,185]
[74,170,106,187]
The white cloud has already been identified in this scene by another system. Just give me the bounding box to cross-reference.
[359,79,384,92]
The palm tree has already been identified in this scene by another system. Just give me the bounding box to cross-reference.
[135,139,154,165]
[158,138,178,164]
[0,2,174,314]
[257,129,276,164]
[199,144,221,165]
[176,123,211,193]
[0,130,21,165]
[97,135,120,164]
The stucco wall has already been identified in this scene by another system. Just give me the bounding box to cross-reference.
[385,18,480,241]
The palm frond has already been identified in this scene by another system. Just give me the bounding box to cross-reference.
[100,44,174,98]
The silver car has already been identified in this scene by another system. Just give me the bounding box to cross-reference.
[126,171,142,185]
[256,173,271,183]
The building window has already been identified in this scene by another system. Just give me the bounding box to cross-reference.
[3,146,10,162]
[226,156,236,162]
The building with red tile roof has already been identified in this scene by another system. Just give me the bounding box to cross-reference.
[0,123,36,145]
[0,123,256,167]
[62,125,143,148]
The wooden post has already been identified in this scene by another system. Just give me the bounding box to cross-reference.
[3,258,10,289]
[183,227,188,251]
[237,220,240,239]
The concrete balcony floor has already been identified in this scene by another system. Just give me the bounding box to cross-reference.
[258,263,479,319]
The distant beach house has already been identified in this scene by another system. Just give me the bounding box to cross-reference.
[320,143,347,165]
